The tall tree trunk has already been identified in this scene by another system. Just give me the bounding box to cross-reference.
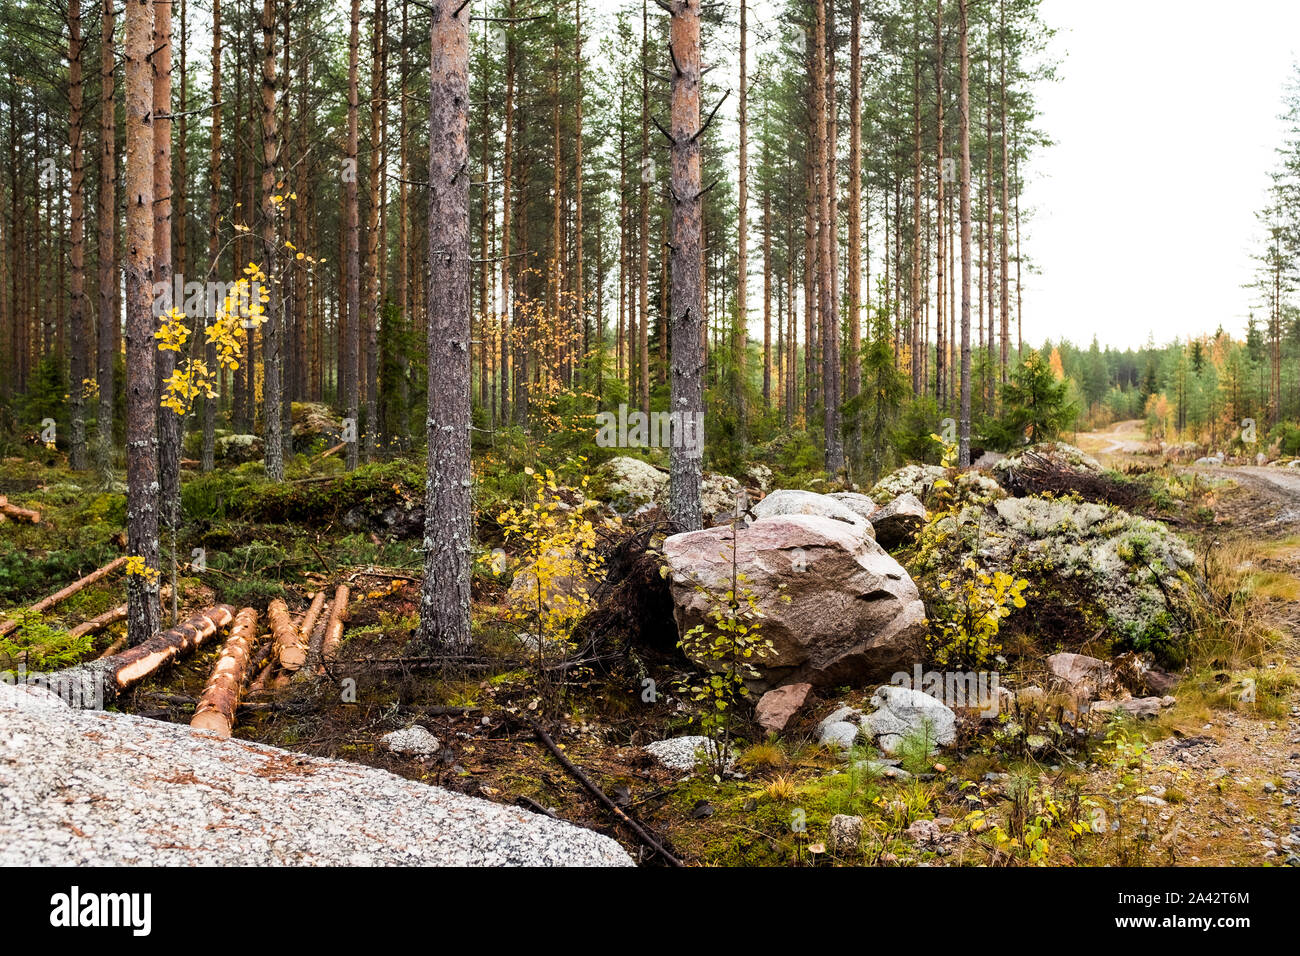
[96,0,117,478]
[574,0,585,387]
[637,0,650,415]
[124,0,161,646]
[202,0,221,473]
[998,0,1009,388]
[667,0,704,531]
[261,0,285,482]
[345,0,362,469]
[500,0,515,422]
[365,0,383,459]
[733,0,748,442]
[418,0,472,651]
[935,0,945,407]
[812,0,842,474]
[153,0,179,529]
[68,0,88,471]
[846,0,862,464]
[958,0,973,467]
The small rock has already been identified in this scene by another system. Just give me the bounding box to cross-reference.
[755,682,813,734]
[828,814,865,854]
[381,726,441,757]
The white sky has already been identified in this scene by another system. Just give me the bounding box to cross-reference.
[1024,0,1300,350]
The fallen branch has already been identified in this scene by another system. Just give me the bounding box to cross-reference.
[529,719,684,867]
[191,607,260,738]
[269,599,306,671]
[315,442,347,461]
[0,556,127,638]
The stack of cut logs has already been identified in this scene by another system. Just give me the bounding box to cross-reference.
[1,556,352,740]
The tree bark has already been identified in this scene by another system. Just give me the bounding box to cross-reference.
[68,0,89,471]
[417,0,472,652]
[345,0,362,469]
[95,0,117,479]
[667,0,704,532]
[124,0,161,647]
[153,0,179,527]
[260,0,285,482]
[958,0,973,466]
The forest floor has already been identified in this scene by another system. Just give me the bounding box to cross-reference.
[2,432,1298,866]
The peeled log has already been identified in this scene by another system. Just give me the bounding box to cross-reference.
[0,495,41,524]
[299,591,326,643]
[269,599,306,671]
[191,607,259,737]
[318,585,350,673]
[0,556,128,638]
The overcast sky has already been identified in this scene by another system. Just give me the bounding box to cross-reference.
[1024,0,1300,350]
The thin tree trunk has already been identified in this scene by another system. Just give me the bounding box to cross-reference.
[203,0,221,473]
[153,0,179,529]
[958,0,973,467]
[734,0,748,441]
[846,0,863,463]
[96,1,117,478]
[812,0,842,474]
[345,0,362,469]
[68,0,89,471]
[260,0,284,482]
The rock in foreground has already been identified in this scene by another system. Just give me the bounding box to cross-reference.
[662,515,926,690]
[0,683,631,867]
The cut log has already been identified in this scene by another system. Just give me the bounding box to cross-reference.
[303,601,331,671]
[315,441,346,460]
[269,599,306,671]
[0,556,127,637]
[318,585,350,673]
[0,495,41,524]
[191,606,260,738]
[299,591,326,644]
[51,605,236,706]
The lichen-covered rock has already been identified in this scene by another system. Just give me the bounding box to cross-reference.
[702,472,748,522]
[868,493,927,548]
[914,495,1197,656]
[862,685,957,755]
[644,736,731,772]
[593,456,744,521]
[869,464,951,506]
[215,432,264,463]
[828,491,879,524]
[662,515,926,690]
[595,456,669,512]
[746,463,774,493]
[752,488,869,530]
[291,401,344,451]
